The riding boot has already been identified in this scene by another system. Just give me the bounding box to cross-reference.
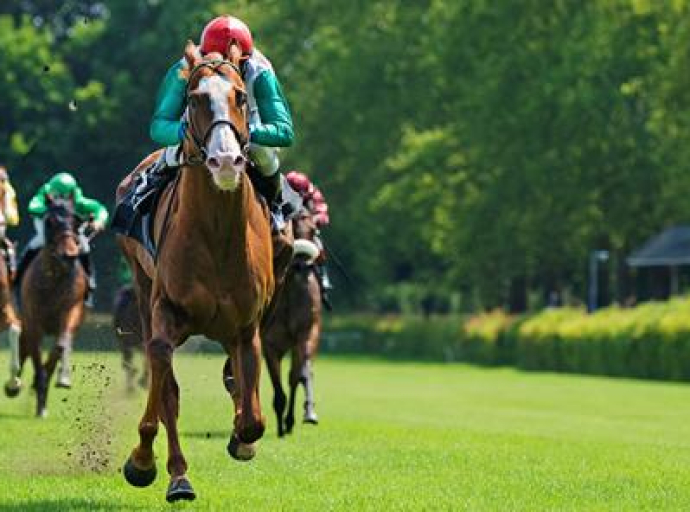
[79,253,97,308]
[247,168,301,232]
[263,172,286,231]
[314,264,333,311]
[14,246,39,292]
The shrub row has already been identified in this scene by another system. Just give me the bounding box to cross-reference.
[322,298,690,381]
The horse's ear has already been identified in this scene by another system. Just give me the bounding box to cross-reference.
[184,40,200,68]
[227,41,242,68]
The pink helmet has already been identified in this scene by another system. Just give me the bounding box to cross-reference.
[200,16,254,56]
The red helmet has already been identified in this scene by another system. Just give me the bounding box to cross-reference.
[200,16,254,56]
[287,171,313,196]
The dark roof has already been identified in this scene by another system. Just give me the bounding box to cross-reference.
[627,226,690,267]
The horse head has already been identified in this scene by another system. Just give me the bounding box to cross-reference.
[182,41,249,192]
[44,195,79,262]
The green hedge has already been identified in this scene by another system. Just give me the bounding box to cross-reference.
[67,298,690,381]
[322,298,690,381]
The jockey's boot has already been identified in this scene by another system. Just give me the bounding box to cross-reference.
[247,168,301,232]
[14,246,39,295]
[79,253,97,308]
[314,264,333,311]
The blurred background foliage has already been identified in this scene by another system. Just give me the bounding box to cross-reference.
[1,0,690,313]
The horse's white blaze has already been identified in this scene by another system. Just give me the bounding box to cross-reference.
[198,75,244,191]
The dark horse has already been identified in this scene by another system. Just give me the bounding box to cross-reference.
[112,283,146,393]
[8,197,88,417]
[116,43,274,502]
[263,209,322,437]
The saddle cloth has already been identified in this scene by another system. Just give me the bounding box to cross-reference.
[111,166,178,258]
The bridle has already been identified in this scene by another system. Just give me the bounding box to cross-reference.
[183,59,249,166]
[44,202,79,262]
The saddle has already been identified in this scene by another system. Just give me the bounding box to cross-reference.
[111,164,179,258]
[112,161,302,257]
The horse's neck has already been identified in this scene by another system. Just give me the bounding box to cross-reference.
[176,166,252,247]
[38,249,74,280]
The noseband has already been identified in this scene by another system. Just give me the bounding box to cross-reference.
[183,59,249,166]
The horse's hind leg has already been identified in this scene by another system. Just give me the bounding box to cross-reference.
[263,347,287,437]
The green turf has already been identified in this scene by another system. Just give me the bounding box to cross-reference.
[0,351,689,511]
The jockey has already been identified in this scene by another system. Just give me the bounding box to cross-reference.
[286,171,333,308]
[15,172,108,307]
[0,165,20,275]
[144,15,295,229]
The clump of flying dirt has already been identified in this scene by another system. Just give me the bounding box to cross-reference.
[58,360,115,474]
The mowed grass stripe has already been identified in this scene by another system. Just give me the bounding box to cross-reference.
[0,352,689,510]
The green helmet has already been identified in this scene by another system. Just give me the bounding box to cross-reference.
[47,172,78,198]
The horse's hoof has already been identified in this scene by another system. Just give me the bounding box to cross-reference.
[123,456,157,487]
[4,378,21,398]
[303,413,319,425]
[36,407,48,419]
[227,433,256,461]
[55,377,72,389]
[166,476,196,502]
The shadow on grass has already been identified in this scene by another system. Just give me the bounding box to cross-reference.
[182,429,229,440]
[0,499,149,511]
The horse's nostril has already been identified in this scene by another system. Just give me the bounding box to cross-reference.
[207,157,220,169]
[233,155,245,166]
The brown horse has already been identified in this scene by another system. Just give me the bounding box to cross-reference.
[116,43,274,502]
[263,210,322,437]
[0,178,22,398]
[8,197,88,416]
[112,283,146,393]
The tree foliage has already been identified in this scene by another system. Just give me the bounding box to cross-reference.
[1,0,690,311]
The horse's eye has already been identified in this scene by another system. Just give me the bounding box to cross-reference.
[235,89,246,108]
[188,95,198,108]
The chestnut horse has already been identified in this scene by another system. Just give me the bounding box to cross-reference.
[263,209,322,436]
[116,43,273,502]
[0,179,22,398]
[8,197,88,416]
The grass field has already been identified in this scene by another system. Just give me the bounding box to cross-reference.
[0,351,690,511]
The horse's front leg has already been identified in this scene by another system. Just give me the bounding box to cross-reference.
[302,358,319,424]
[53,304,83,388]
[227,324,265,460]
[285,347,304,434]
[262,345,287,437]
[124,297,194,502]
